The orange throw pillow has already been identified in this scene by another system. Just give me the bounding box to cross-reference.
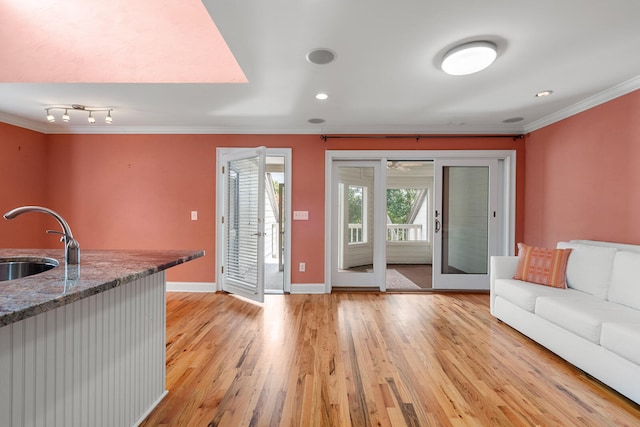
[513,243,572,288]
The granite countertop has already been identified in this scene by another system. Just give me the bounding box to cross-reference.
[0,248,204,326]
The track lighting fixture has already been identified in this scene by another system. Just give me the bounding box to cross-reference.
[43,104,114,124]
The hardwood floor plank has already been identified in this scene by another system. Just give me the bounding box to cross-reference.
[140,293,640,426]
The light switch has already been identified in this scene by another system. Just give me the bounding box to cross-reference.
[191,211,198,221]
[293,210,309,220]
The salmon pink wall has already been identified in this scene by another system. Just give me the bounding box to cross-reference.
[44,134,328,283]
[4,127,525,284]
[0,123,51,247]
[524,90,640,247]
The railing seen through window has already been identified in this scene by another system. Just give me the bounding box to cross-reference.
[348,185,366,243]
[345,186,430,244]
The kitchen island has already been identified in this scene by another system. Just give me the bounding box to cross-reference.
[0,248,204,427]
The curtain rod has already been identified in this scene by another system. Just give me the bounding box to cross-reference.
[320,134,524,142]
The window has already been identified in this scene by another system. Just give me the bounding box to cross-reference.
[348,185,367,243]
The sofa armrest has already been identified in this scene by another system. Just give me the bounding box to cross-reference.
[489,256,519,316]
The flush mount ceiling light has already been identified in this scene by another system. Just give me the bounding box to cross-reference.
[441,41,498,76]
[44,104,114,124]
[315,92,329,100]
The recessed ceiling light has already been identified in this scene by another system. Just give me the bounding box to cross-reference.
[306,48,336,65]
[535,90,554,97]
[315,93,328,100]
[503,117,524,123]
[308,118,325,124]
[441,41,497,76]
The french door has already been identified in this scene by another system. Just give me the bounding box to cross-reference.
[220,147,266,302]
[432,158,499,289]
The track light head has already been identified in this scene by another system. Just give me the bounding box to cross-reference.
[88,112,96,124]
[105,110,113,124]
[62,109,70,122]
[46,109,55,123]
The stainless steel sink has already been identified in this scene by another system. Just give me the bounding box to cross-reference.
[0,258,59,282]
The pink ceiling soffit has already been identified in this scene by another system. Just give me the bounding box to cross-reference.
[0,0,247,83]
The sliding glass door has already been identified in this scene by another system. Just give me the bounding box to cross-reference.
[325,151,513,292]
[432,159,499,289]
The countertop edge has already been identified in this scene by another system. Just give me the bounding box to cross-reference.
[0,249,205,327]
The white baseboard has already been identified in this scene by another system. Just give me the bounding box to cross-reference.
[133,390,168,427]
[290,283,327,294]
[166,282,217,293]
[166,282,328,294]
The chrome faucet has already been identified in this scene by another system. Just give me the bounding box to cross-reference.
[3,206,80,265]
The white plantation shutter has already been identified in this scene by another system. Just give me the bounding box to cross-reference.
[223,148,265,302]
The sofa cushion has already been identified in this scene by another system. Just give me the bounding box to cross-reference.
[535,295,640,345]
[513,243,571,288]
[608,251,640,310]
[556,241,617,299]
[494,279,567,312]
[600,323,640,366]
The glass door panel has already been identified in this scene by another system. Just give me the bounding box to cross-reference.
[433,159,497,289]
[331,161,384,288]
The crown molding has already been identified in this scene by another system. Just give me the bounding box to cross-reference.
[0,112,48,134]
[1,122,524,136]
[3,77,637,136]
[523,75,640,134]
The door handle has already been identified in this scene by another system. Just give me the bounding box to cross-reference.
[435,219,441,233]
[252,232,263,237]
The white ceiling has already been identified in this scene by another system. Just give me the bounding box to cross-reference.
[1,0,639,135]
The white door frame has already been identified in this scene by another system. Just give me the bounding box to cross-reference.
[217,147,292,293]
[325,149,516,293]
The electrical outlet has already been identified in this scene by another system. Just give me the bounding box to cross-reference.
[299,262,306,272]
[191,211,198,221]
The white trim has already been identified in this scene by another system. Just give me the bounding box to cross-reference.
[0,117,523,135]
[290,283,327,294]
[166,281,217,293]
[524,75,640,133]
[133,390,168,427]
[0,112,49,133]
[167,282,326,295]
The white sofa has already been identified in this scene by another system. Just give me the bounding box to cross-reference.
[490,240,640,405]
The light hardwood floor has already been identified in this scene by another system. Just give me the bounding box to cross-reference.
[141,292,640,426]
